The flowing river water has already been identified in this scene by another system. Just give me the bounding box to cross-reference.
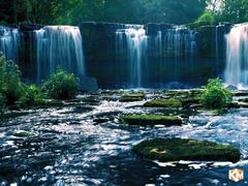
[1,90,248,185]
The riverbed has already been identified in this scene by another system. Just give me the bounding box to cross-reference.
[0,90,248,185]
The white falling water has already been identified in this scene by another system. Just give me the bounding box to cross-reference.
[225,24,248,88]
[116,25,197,88]
[35,26,85,83]
[0,26,20,62]
[164,26,196,56]
[116,25,148,88]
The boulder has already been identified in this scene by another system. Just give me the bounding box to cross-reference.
[133,138,240,162]
[122,114,183,126]
[144,98,182,108]
[120,93,145,102]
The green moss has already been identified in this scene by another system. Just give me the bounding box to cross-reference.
[144,98,182,108]
[181,97,201,107]
[122,114,182,126]
[133,138,240,162]
[13,130,35,138]
[120,93,145,102]
[165,90,191,97]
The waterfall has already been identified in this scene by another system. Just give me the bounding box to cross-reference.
[225,24,248,88]
[0,26,20,62]
[115,25,197,88]
[116,25,148,88]
[163,26,197,57]
[35,26,85,83]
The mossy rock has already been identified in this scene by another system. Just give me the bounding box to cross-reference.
[181,98,201,107]
[165,90,190,97]
[13,130,35,138]
[120,93,145,102]
[144,98,182,108]
[122,114,182,126]
[133,138,240,162]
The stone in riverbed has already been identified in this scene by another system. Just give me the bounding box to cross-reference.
[144,98,182,108]
[120,93,145,102]
[133,138,240,162]
[13,130,35,138]
[122,114,183,126]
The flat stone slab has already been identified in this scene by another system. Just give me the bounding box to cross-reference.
[133,138,240,162]
[144,98,182,108]
[120,93,145,102]
[122,114,183,126]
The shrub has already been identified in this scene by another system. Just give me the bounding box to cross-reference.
[0,54,23,105]
[42,69,78,100]
[200,78,232,109]
[20,85,45,107]
[195,12,215,25]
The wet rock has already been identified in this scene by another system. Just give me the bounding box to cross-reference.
[144,98,182,108]
[80,96,100,104]
[39,99,64,108]
[120,93,145,102]
[181,98,201,107]
[13,130,35,138]
[230,102,248,108]
[1,111,34,121]
[122,114,183,126]
[234,91,248,97]
[133,138,240,162]
[93,117,110,124]
[238,98,248,103]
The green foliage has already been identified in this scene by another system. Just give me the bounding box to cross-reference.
[20,85,45,107]
[1,0,208,25]
[42,69,78,100]
[217,0,248,23]
[195,12,215,25]
[200,78,232,109]
[0,55,23,105]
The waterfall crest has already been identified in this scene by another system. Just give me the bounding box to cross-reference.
[0,26,20,62]
[35,26,85,83]
[116,25,148,88]
[225,24,248,88]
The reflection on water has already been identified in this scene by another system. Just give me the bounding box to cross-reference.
[0,91,248,185]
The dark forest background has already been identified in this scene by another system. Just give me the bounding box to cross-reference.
[0,0,247,25]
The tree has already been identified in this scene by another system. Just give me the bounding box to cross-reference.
[218,0,248,23]
[0,0,208,25]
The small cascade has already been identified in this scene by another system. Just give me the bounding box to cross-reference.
[116,25,148,88]
[163,26,197,57]
[0,26,20,62]
[35,26,85,83]
[225,24,248,87]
